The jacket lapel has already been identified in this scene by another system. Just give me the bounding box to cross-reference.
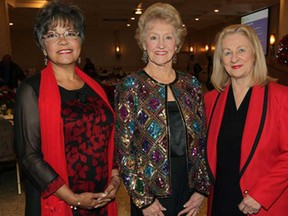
[239,85,265,174]
[207,86,229,180]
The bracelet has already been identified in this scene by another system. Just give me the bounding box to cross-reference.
[70,194,81,210]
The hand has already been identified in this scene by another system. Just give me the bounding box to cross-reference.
[54,184,107,210]
[142,199,166,216]
[77,192,109,209]
[238,194,261,215]
[94,175,121,208]
[177,192,204,216]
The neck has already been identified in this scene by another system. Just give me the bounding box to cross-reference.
[51,63,77,81]
[231,80,250,109]
[50,62,84,90]
[144,64,175,84]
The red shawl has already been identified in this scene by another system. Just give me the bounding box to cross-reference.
[39,62,117,216]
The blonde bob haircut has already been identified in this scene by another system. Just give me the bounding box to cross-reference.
[211,24,270,92]
[135,3,187,53]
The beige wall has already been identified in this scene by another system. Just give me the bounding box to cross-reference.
[0,0,12,57]
[10,3,281,75]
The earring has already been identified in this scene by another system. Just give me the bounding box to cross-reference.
[77,57,81,65]
[142,50,148,63]
[172,54,177,64]
[44,55,48,65]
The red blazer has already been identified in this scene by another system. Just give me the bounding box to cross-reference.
[204,82,288,216]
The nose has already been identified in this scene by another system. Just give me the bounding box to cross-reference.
[230,52,238,63]
[58,34,69,45]
[158,38,165,48]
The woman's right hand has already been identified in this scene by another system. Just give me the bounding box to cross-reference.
[142,199,166,216]
[77,192,111,209]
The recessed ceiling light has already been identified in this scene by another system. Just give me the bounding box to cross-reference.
[214,9,219,13]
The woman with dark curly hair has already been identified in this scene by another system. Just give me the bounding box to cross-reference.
[14,1,119,215]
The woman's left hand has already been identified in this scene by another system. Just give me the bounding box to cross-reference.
[177,192,204,216]
[94,175,121,208]
[238,194,261,215]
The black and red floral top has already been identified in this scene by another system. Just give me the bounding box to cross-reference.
[61,84,114,216]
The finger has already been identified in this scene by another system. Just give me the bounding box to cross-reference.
[93,192,108,200]
[104,185,114,194]
[94,201,109,209]
[177,208,189,216]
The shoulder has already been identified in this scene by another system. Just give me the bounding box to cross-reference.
[118,70,146,88]
[176,70,200,85]
[268,81,288,93]
[267,82,288,102]
[17,73,41,97]
[204,89,220,107]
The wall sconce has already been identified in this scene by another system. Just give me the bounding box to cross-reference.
[205,45,209,52]
[270,34,276,46]
[269,34,276,59]
[189,46,194,53]
[115,45,121,59]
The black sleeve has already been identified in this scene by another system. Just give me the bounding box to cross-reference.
[14,78,60,193]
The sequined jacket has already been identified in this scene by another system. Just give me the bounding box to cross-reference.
[115,70,210,209]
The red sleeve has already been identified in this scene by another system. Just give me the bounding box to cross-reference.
[41,176,65,199]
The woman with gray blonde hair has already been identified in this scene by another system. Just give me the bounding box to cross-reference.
[205,24,288,216]
[115,3,210,216]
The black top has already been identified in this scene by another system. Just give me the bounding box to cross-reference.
[167,101,186,157]
[211,86,252,216]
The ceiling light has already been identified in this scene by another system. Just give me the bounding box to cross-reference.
[131,17,135,20]
[127,24,131,27]
[195,18,199,21]
[214,9,219,13]
[9,23,14,26]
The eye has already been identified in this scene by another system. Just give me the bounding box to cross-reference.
[223,50,231,56]
[150,35,158,40]
[65,31,78,38]
[165,35,173,40]
[45,32,58,39]
[238,48,246,53]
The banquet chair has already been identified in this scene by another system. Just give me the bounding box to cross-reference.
[0,117,21,194]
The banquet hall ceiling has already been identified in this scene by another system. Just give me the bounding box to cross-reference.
[8,0,279,31]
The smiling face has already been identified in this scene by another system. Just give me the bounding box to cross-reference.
[42,24,81,67]
[221,33,255,83]
[143,19,177,66]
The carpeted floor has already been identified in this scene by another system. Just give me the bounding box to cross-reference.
[0,166,207,216]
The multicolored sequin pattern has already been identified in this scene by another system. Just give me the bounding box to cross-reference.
[115,70,210,208]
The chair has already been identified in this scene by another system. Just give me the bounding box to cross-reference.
[0,117,21,194]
